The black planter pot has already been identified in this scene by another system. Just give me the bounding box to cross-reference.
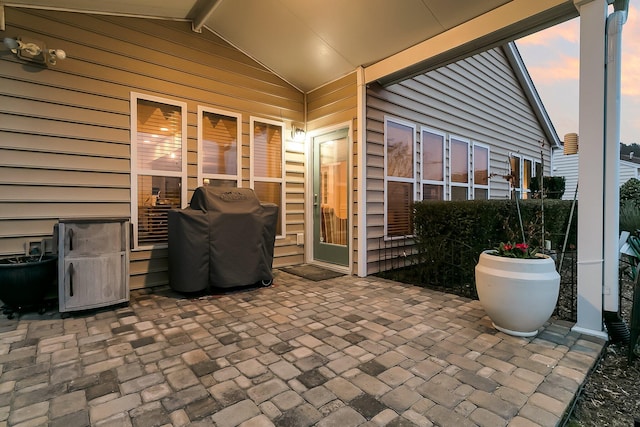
[0,255,57,317]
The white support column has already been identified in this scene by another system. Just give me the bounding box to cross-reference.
[573,0,609,338]
[356,67,368,277]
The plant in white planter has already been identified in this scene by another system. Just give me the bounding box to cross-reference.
[475,243,560,337]
[475,152,560,337]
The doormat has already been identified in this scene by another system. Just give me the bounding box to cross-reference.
[280,264,345,281]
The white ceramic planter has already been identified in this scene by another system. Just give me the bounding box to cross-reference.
[475,250,560,337]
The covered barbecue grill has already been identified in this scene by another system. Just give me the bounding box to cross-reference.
[168,187,278,292]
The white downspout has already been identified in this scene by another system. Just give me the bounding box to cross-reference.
[603,2,628,312]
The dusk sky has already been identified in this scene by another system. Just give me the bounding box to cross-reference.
[517,4,639,145]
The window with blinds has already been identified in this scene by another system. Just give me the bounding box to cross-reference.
[450,137,469,200]
[385,118,415,237]
[421,129,445,201]
[251,118,285,237]
[131,93,186,248]
[473,144,490,200]
[387,181,414,237]
[199,107,241,188]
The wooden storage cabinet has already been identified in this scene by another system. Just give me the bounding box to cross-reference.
[57,218,130,312]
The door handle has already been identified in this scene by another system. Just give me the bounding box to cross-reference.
[314,194,319,207]
[69,263,74,297]
[68,228,74,251]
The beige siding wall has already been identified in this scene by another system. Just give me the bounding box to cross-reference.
[306,73,358,273]
[366,47,553,274]
[0,8,304,288]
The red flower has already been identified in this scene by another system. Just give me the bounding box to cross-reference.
[494,241,537,258]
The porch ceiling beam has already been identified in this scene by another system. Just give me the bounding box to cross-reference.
[364,0,577,87]
[190,0,221,33]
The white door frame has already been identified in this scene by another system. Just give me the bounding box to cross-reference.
[305,121,353,274]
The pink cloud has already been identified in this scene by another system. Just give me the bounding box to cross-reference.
[526,55,579,84]
[622,5,640,96]
[518,19,579,46]
[518,6,640,143]
[520,7,639,96]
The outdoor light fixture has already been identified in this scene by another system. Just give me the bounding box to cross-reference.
[291,127,306,142]
[3,36,66,65]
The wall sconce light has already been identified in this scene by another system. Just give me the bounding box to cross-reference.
[3,36,66,65]
[291,127,306,142]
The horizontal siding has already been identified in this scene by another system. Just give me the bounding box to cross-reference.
[553,151,640,200]
[620,161,640,184]
[2,169,132,189]
[1,7,305,289]
[366,46,553,275]
[0,185,129,203]
[552,151,579,200]
[14,9,300,107]
[0,132,130,159]
[0,148,130,173]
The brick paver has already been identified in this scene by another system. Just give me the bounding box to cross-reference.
[0,270,605,426]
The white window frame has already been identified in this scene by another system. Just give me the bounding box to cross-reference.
[197,106,242,188]
[448,135,470,201]
[383,116,417,239]
[420,127,446,201]
[472,142,490,200]
[250,116,286,239]
[130,92,188,250]
[509,153,540,199]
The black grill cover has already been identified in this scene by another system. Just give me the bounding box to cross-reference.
[168,209,208,293]
[168,187,278,292]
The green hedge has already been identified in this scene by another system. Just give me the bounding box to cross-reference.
[414,199,577,252]
[385,199,579,297]
[529,176,566,199]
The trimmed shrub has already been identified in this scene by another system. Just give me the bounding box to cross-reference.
[620,178,640,203]
[387,199,579,296]
[529,176,566,199]
[413,199,576,252]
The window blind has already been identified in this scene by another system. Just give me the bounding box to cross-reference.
[387,181,413,237]
[253,123,282,179]
[136,100,182,172]
[202,112,238,176]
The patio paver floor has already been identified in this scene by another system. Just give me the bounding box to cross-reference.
[0,270,605,427]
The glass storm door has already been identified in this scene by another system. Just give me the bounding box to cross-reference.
[313,128,349,266]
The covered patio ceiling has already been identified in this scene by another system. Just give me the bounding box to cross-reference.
[3,0,579,92]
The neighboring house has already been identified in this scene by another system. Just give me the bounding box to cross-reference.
[552,149,640,200]
[0,7,561,287]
